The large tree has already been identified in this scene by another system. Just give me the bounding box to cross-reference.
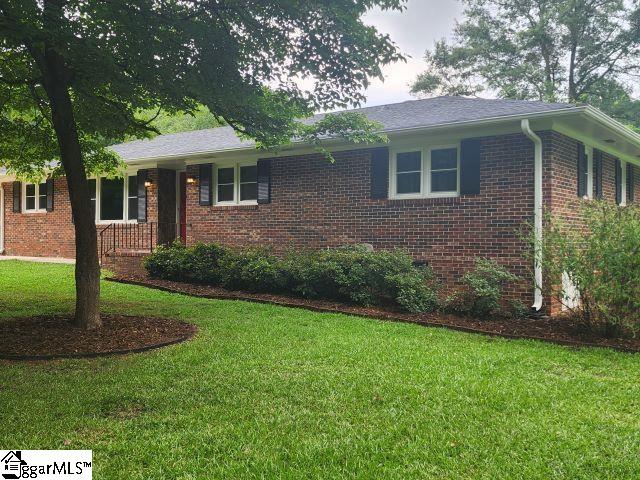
[0,0,403,329]
[411,0,640,128]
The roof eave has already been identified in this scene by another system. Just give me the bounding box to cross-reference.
[121,106,589,165]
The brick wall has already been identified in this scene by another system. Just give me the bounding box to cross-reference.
[1,178,77,257]
[5,132,634,314]
[0,169,168,258]
[543,131,635,314]
[185,132,538,307]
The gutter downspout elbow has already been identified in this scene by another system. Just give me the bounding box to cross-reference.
[521,119,543,311]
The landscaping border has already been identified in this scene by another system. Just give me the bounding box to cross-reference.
[0,315,198,362]
[106,277,640,353]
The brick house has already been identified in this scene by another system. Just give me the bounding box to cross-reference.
[1,96,638,314]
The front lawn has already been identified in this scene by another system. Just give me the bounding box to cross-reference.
[1,260,639,479]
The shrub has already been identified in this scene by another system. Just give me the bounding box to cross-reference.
[539,202,640,335]
[388,267,439,313]
[447,258,518,317]
[144,243,439,313]
[143,242,193,281]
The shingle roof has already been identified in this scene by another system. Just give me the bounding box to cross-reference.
[111,96,576,162]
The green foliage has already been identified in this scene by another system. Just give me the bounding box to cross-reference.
[144,244,439,313]
[129,105,223,138]
[411,0,640,128]
[538,202,640,334]
[446,258,519,318]
[0,0,405,179]
[291,112,388,162]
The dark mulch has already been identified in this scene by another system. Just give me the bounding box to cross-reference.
[110,275,640,353]
[0,314,197,361]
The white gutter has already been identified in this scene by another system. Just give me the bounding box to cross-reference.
[521,119,543,311]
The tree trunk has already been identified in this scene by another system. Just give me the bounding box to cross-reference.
[39,57,102,329]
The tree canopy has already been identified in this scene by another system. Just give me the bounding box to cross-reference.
[0,0,404,328]
[411,0,640,129]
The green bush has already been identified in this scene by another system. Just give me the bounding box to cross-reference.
[144,243,439,313]
[446,258,518,318]
[539,201,640,335]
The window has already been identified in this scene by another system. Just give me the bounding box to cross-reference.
[396,151,422,195]
[215,162,258,204]
[88,179,96,216]
[392,146,459,198]
[100,178,124,221]
[128,176,138,220]
[217,167,235,202]
[240,165,257,201]
[89,174,137,223]
[430,147,458,193]
[24,182,48,212]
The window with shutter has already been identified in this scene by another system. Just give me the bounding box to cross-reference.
[390,145,460,199]
[22,182,49,213]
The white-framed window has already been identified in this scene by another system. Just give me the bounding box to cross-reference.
[90,174,138,223]
[127,176,139,220]
[23,181,48,212]
[215,162,258,205]
[390,144,460,199]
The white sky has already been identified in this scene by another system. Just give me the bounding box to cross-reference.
[360,0,463,107]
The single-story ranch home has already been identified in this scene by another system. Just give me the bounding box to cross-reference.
[1,96,638,315]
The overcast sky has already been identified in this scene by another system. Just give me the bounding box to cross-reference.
[360,0,463,107]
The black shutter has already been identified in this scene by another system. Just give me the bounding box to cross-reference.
[460,138,481,195]
[627,163,635,203]
[257,159,272,204]
[370,147,389,199]
[594,150,603,199]
[577,142,587,198]
[46,178,54,212]
[12,181,21,213]
[137,170,148,223]
[615,158,622,205]
[199,164,213,206]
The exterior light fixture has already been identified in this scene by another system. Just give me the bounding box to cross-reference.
[144,179,153,188]
[186,177,197,184]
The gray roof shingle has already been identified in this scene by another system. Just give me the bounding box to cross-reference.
[110,96,576,162]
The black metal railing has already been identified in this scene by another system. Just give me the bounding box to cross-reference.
[99,222,187,262]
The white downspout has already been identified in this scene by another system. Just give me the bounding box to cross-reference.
[521,119,543,311]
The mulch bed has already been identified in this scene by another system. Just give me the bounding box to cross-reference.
[0,314,197,361]
[109,275,640,353]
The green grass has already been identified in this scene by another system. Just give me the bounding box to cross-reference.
[1,260,639,479]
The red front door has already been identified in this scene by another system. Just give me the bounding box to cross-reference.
[179,172,187,243]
